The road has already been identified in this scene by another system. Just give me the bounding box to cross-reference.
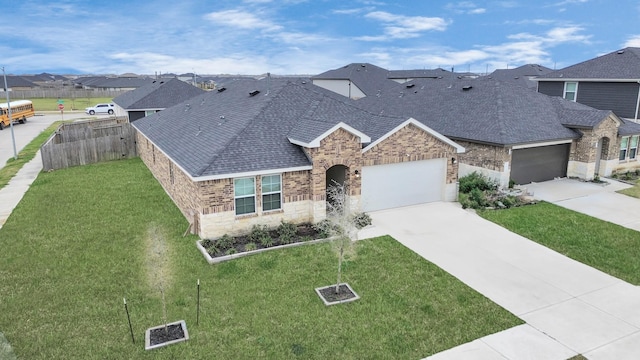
[0,111,111,168]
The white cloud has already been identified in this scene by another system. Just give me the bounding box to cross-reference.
[204,9,282,32]
[446,2,486,15]
[551,0,588,6]
[624,35,640,47]
[363,11,449,40]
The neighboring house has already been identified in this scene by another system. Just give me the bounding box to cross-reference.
[354,76,640,185]
[1,76,37,91]
[536,47,640,121]
[74,76,153,91]
[132,78,464,238]
[20,73,69,88]
[312,63,398,99]
[486,64,553,90]
[112,78,205,121]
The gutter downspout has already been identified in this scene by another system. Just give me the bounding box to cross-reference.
[635,81,640,121]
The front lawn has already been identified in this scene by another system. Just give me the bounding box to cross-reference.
[479,202,640,285]
[617,179,640,198]
[0,158,521,359]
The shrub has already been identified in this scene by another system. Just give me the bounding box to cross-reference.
[225,248,237,255]
[469,188,487,208]
[249,224,270,243]
[351,212,372,229]
[313,219,341,238]
[459,172,497,194]
[260,235,274,248]
[245,242,257,251]
[216,234,235,250]
[300,235,312,242]
[201,239,215,249]
[277,220,297,244]
[458,192,472,209]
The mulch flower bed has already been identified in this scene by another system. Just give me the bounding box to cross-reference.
[148,323,185,346]
[200,222,326,259]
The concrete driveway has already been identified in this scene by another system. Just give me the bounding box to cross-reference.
[358,201,640,359]
[524,178,640,231]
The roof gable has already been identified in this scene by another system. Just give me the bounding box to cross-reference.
[363,118,464,153]
[288,121,371,148]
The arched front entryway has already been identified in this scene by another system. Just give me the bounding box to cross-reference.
[595,137,610,176]
[326,164,349,211]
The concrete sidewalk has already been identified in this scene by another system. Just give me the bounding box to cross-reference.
[0,152,43,228]
[524,178,640,231]
[359,202,640,359]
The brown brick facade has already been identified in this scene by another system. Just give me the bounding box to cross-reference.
[456,141,510,172]
[362,123,459,183]
[304,128,363,199]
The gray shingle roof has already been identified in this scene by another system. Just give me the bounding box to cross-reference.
[619,120,640,136]
[312,63,398,96]
[387,68,452,79]
[485,64,553,89]
[536,47,640,80]
[355,77,591,146]
[113,78,205,110]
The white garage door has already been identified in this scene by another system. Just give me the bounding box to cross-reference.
[361,159,446,212]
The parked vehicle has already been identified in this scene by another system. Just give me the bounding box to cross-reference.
[85,103,114,115]
[0,100,35,130]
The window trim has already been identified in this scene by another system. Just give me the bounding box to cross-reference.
[261,174,282,212]
[234,177,256,216]
[563,82,578,102]
[629,135,638,160]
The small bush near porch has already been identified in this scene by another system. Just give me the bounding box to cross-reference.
[0,158,521,359]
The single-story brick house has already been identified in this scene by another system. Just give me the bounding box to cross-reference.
[132,78,464,238]
[133,69,640,239]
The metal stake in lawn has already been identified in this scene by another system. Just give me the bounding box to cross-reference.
[2,66,18,160]
[196,279,200,325]
[124,297,135,344]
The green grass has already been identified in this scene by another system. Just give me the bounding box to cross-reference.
[0,121,66,189]
[617,179,640,198]
[479,202,640,285]
[0,158,521,359]
[30,97,113,111]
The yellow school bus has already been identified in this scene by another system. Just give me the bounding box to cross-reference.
[0,100,35,130]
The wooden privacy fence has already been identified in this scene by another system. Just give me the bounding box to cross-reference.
[41,118,137,171]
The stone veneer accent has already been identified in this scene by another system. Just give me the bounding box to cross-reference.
[568,115,620,179]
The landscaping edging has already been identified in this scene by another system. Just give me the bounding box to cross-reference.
[315,283,360,306]
[196,237,336,264]
[144,320,189,350]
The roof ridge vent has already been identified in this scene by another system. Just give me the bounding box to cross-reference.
[217,87,226,92]
[249,90,260,96]
[462,85,473,91]
[618,50,625,54]
[406,83,415,88]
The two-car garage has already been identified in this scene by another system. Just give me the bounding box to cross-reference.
[360,158,447,212]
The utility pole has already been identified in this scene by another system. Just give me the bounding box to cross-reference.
[2,67,18,160]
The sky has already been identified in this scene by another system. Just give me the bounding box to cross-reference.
[4,0,640,76]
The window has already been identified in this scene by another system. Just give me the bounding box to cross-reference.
[620,137,629,160]
[234,177,255,215]
[619,136,639,161]
[261,174,282,211]
[630,136,638,159]
[563,82,577,101]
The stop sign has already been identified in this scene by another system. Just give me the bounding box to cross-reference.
[58,104,64,110]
